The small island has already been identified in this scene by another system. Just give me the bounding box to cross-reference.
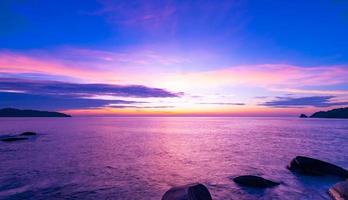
[300,107,348,119]
[0,108,71,117]
[299,114,308,118]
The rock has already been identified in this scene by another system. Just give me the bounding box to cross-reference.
[19,131,37,136]
[161,183,212,200]
[187,184,213,200]
[233,175,280,188]
[287,156,348,178]
[329,180,348,200]
[1,137,28,142]
[0,131,38,142]
[299,114,308,118]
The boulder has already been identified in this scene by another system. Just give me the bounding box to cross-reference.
[162,183,212,200]
[19,131,37,136]
[287,156,348,178]
[329,180,348,200]
[233,175,280,188]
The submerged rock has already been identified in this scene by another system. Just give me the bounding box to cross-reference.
[162,183,212,200]
[329,180,348,200]
[1,137,28,142]
[19,131,37,136]
[233,175,280,188]
[287,156,348,178]
[1,131,38,142]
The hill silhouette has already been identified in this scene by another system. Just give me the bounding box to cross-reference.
[310,107,348,119]
[0,108,71,117]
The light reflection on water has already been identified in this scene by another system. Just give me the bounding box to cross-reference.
[0,117,347,199]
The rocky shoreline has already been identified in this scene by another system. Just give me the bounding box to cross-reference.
[162,156,348,200]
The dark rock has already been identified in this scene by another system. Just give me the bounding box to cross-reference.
[233,175,280,188]
[161,183,212,200]
[329,180,348,200]
[287,156,348,178]
[1,137,28,142]
[187,184,213,200]
[0,108,71,117]
[19,132,37,136]
[299,114,308,118]
[310,107,348,119]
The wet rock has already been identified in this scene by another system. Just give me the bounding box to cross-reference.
[329,180,348,200]
[287,156,348,178]
[1,137,28,142]
[162,183,212,200]
[233,175,280,188]
[19,131,37,136]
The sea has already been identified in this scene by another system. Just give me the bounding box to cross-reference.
[0,117,347,200]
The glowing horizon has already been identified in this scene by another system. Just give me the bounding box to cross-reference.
[1,0,348,116]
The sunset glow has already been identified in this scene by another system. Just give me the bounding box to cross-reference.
[1,0,348,116]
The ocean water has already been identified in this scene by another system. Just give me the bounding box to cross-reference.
[0,117,347,200]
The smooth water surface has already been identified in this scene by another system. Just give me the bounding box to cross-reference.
[0,117,348,200]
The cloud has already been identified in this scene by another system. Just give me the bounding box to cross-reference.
[109,105,175,109]
[0,78,180,98]
[167,64,348,89]
[90,0,245,36]
[0,92,139,110]
[261,96,348,108]
[198,102,245,106]
[269,88,348,95]
[0,51,118,84]
[0,77,181,110]
[0,49,194,84]
[3,50,348,91]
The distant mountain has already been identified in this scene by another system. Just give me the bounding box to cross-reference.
[0,108,71,117]
[309,107,348,119]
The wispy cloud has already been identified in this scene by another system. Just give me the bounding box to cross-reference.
[90,0,245,36]
[167,64,348,89]
[109,105,175,109]
[0,51,101,81]
[0,49,193,84]
[198,102,245,106]
[269,88,348,95]
[261,96,348,108]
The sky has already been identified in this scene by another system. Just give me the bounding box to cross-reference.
[1,0,348,116]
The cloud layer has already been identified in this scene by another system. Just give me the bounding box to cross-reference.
[261,96,348,108]
[0,78,180,110]
[0,78,180,98]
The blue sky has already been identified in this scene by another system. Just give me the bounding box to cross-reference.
[1,0,348,115]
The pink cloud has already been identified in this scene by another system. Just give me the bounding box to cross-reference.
[164,64,348,89]
[0,51,111,82]
[1,50,348,98]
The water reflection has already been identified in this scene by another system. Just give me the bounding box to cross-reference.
[0,117,347,199]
